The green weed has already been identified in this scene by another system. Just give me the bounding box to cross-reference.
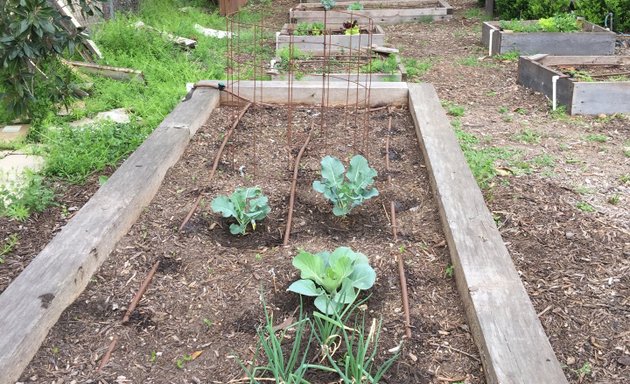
[442,101,465,117]
[607,194,620,205]
[402,57,431,80]
[457,56,493,67]
[513,129,541,144]
[444,264,454,278]
[576,201,595,212]
[453,127,516,189]
[494,50,520,61]
[464,7,492,21]
[619,174,629,184]
[532,153,554,168]
[0,172,55,220]
[585,134,608,143]
[0,234,19,264]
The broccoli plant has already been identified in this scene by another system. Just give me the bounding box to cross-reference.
[287,247,376,314]
[211,187,270,235]
[312,155,378,216]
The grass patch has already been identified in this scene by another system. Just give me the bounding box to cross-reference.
[43,122,149,184]
[585,134,608,143]
[513,128,541,144]
[576,201,595,213]
[442,101,465,117]
[457,56,494,67]
[453,124,516,189]
[402,57,431,81]
[494,50,520,61]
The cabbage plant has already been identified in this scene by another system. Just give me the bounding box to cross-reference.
[211,187,270,235]
[312,155,378,216]
[287,247,376,314]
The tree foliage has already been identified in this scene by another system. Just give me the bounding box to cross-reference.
[0,0,102,119]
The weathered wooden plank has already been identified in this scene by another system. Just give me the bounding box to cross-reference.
[64,60,146,83]
[571,82,630,115]
[0,88,220,384]
[195,80,409,106]
[290,0,452,24]
[481,21,616,56]
[408,83,568,384]
[539,55,630,66]
[52,0,103,59]
[517,56,573,109]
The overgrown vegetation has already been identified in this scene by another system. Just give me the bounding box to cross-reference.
[494,0,629,33]
[499,14,580,32]
[0,172,55,220]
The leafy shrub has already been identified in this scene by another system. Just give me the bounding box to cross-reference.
[287,247,376,314]
[0,0,101,119]
[363,55,398,74]
[312,155,378,216]
[499,14,579,32]
[211,187,270,235]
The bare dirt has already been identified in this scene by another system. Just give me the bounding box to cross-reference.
[3,0,629,383]
[20,106,483,383]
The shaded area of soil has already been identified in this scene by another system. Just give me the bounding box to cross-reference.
[22,105,483,383]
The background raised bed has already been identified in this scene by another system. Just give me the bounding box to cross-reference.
[276,23,386,55]
[518,55,630,115]
[290,0,453,25]
[481,20,616,56]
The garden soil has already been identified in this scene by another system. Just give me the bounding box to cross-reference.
[1,0,628,383]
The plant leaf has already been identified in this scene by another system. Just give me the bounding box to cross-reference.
[292,250,324,286]
[349,262,376,290]
[287,279,324,297]
[211,195,236,218]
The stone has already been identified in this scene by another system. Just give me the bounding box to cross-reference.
[0,124,30,143]
[69,108,131,128]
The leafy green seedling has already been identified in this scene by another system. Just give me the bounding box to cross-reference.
[444,264,454,278]
[313,155,378,216]
[211,187,270,235]
[576,201,595,213]
[287,247,376,314]
[0,234,19,264]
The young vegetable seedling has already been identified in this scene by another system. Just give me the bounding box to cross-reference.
[211,187,270,235]
[287,246,376,314]
[312,154,378,216]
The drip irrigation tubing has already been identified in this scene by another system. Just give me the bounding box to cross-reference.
[283,122,313,246]
[385,113,412,338]
[178,102,252,232]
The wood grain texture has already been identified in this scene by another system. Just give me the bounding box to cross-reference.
[408,83,568,384]
[198,80,409,106]
[572,82,630,115]
[517,55,573,109]
[0,88,220,384]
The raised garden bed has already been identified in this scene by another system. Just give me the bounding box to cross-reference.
[276,23,386,55]
[518,55,630,115]
[0,82,568,384]
[268,54,407,82]
[481,20,616,56]
[290,0,453,25]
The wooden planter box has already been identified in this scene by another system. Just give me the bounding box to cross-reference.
[481,21,616,56]
[268,55,407,82]
[276,24,385,55]
[518,55,630,115]
[290,0,453,25]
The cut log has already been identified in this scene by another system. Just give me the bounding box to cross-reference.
[63,60,146,83]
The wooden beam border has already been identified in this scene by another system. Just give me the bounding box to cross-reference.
[408,83,567,384]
